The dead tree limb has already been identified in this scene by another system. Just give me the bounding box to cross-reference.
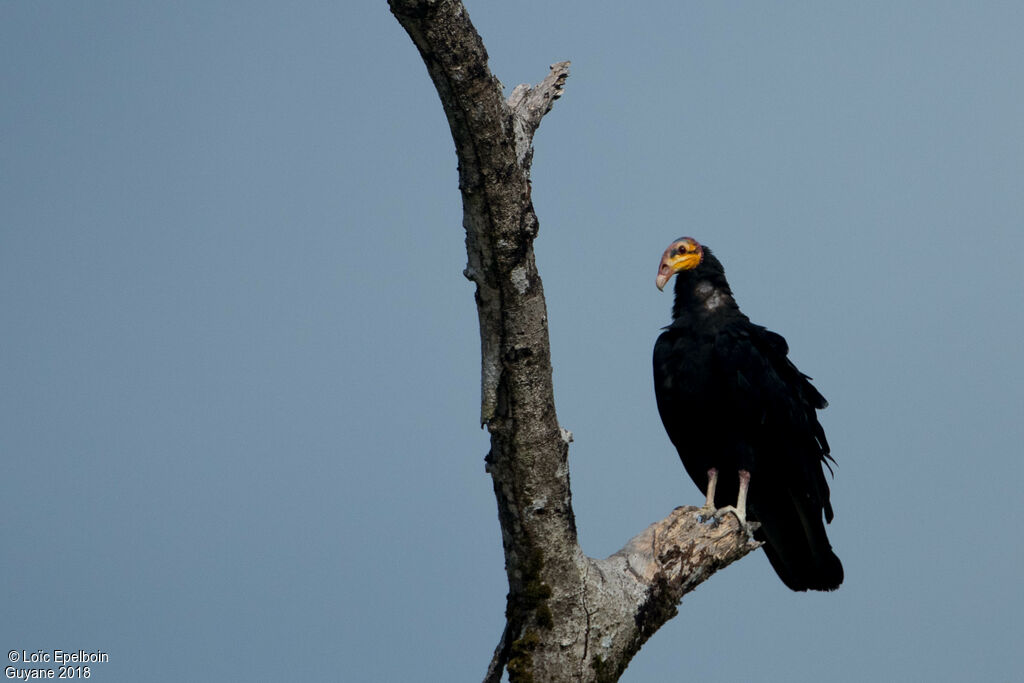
[388,1,761,680]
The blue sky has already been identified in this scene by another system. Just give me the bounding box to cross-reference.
[2,2,1022,681]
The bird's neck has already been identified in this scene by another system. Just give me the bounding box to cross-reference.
[672,276,740,322]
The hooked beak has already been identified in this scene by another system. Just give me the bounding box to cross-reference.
[656,238,703,291]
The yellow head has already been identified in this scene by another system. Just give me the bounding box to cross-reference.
[655,237,704,291]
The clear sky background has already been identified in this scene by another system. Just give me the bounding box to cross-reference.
[3,2,1022,681]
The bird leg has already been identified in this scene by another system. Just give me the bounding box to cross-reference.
[714,469,753,531]
[735,468,749,522]
[697,467,718,521]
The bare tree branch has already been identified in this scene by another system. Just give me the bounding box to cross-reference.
[508,61,569,169]
[388,1,760,680]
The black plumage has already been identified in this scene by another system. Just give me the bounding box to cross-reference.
[653,237,843,591]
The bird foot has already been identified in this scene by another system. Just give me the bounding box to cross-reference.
[713,505,745,524]
[696,504,718,523]
[709,506,760,539]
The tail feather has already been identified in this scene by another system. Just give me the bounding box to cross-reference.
[752,491,843,592]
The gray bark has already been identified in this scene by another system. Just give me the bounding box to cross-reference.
[388,1,761,680]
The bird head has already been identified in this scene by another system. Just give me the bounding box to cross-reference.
[656,237,704,291]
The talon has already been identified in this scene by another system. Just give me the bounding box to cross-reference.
[713,505,760,540]
[714,505,745,525]
[696,504,717,522]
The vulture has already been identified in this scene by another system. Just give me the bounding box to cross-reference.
[653,237,843,591]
